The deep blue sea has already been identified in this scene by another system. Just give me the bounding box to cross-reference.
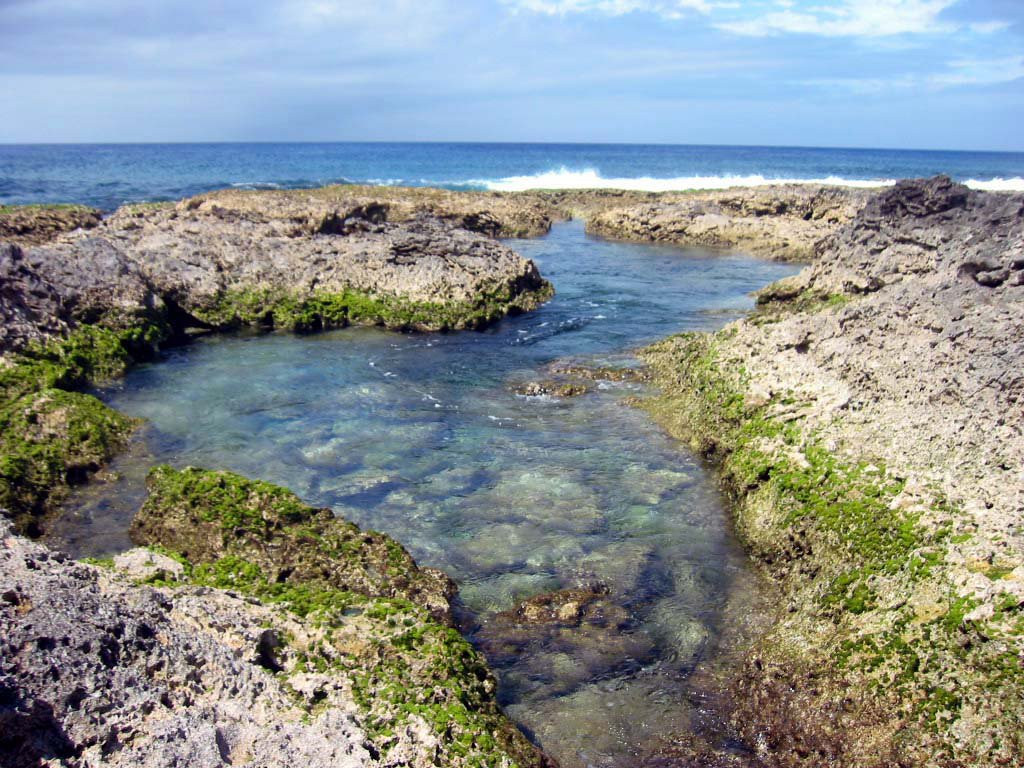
[2,142,1024,210]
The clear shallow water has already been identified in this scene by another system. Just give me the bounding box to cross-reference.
[53,222,798,766]
[3,141,1024,209]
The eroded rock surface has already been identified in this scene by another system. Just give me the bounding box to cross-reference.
[0,205,102,246]
[18,197,552,338]
[0,463,552,768]
[641,177,1024,767]
[0,243,70,353]
[588,185,870,260]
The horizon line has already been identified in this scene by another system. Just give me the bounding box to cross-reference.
[1,140,1022,155]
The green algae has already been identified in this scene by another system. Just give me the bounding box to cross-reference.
[141,465,312,536]
[133,465,438,601]
[0,325,169,530]
[131,467,545,768]
[192,283,553,333]
[639,330,1024,766]
[0,388,136,533]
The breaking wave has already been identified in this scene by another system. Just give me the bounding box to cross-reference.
[474,167,1024,193]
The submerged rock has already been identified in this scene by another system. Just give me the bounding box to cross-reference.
[474,584,658,701]
[511,379,589,398]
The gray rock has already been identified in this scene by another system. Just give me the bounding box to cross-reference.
[586,185,872,261]
[0,517,374,768]
[0,243,70,353]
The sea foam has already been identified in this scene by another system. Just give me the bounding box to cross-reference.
[476,167,1024,193]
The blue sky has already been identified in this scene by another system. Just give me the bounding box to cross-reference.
[2,0,1022,149]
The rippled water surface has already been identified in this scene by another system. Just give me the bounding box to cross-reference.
[54,222,798,766]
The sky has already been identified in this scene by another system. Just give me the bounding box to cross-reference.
[1,0,1022,149]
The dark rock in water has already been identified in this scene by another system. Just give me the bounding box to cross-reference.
[495,584,615,626]
[512,379,589,398]
[473,585,658,701]
[546,360,649,383]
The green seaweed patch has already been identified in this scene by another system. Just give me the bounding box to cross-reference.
[0,324,172,529]
[141,465,312,536]
[640,331,1024,764]
[0,322,169,406]
[192,283,553,333]
[0,388,136,533]
[139,546,540,767]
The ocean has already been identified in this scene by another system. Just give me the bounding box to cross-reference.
[2,142,1023,211]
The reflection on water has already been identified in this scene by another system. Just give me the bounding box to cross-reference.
[51,222,798,767]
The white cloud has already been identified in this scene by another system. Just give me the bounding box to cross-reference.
[967,20,1011,35]
[929,55,1024,86]
[506,0,719,18]
[801,55,1024,92]
[717,0,959,38]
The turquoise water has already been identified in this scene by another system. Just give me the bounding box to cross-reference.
[3,141,1024,209]
[53,222,798,766]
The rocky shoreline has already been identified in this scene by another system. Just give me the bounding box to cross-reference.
[0,189,559,767]
[641,176,1024,766]
[2,178,1020,767]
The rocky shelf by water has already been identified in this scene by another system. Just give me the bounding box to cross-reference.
[1,178,1022,768]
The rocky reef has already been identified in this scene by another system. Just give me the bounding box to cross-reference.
[640,177,1024,766]
[2,176,1014,767]
[0,188,562,766]
[0,204,102,246]
[586,185,870,261]
[0,466,550,767]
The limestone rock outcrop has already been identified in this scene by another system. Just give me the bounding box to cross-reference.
[640,177,1024,767]
[587,185,870,260]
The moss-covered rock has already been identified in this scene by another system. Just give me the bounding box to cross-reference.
[129,466,552,768]
[639,331,1024,767]
[0,326,158,534]
[190,282,553,333]
[0,388,136,535]
[132,465,459,623]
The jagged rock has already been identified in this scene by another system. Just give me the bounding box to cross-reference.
[0,205,102,246]
[0,516,375,768]
[640,177,1024,767]
[0,244,70,353]
[587,185,871,260]
[13,200,552,340]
